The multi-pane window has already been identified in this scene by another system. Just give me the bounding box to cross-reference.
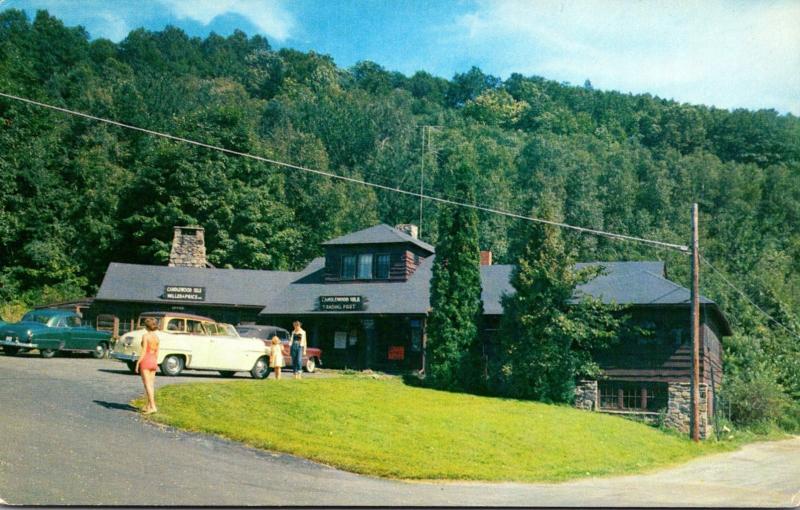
[357,254,373,279]
[376,254,390,279]
[598,381,667,412]
[342,255,356,280]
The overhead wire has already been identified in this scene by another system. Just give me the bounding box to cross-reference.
[2,91,797,339]
[0,90,690,253]
[699,254,800,341]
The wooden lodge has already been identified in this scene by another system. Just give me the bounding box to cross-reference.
[84,223,731,438]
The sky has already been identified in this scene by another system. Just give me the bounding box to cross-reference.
[1,0,798,115]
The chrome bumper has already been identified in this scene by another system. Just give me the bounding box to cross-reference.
[110,351,138,362]
[0,339,37,349]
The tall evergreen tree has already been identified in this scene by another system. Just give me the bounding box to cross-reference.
[492,194,621,402]
[425,146,484,391]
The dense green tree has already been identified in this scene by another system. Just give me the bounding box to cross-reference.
[492,196,621,402]
[425,144,484,391]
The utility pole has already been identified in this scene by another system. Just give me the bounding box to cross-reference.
[691,203,701,442]
[419,126,426,236]
[418,125,442,238]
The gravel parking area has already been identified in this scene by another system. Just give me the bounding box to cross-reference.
[1,353,798,506]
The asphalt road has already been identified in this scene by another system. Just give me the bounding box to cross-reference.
[1,354,798,507]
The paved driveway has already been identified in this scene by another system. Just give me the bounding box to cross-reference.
[0,354,798,506]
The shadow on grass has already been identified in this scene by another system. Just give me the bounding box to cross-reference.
[94,399,138,412]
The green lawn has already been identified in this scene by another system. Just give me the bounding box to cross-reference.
[144,375,737,482]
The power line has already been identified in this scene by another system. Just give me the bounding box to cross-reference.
[699,254,800,341]
[0,90,690,253]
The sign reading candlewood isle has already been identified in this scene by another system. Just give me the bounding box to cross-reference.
[163,286,206,301]
[319,295,365,311]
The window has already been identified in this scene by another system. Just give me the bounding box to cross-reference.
[410,319,422,352]
[166,318,186,332]
[66,316,82,327]
[357,254,373,279]
[137,316,163,329]
[376,254,390,279]
[53,317,67,328]
[186,320,207,335]
[22,313,52,325]
[598,381,667,412]
[342,255,356,280]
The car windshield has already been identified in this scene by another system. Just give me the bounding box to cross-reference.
[21,313,54,325]
[236,327,265,338]
[219,324,239,337]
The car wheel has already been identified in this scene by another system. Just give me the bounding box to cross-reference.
[219,371,236,378]
[304,357,316,373]
[40,348,57,358]
[250,356,269,379]
[4,346,20,356]
[160,355,184,376]
[126,361,137,374]
[92,342,108,359]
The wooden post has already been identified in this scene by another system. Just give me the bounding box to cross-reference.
[691,203,701,442]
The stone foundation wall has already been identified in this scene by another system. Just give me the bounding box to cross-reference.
[574,380,598,411]
[665,382,710,438]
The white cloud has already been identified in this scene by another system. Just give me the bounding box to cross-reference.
[158,0,295,40]
[450,0,800,113]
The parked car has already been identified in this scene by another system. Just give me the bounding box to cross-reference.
[110,312,271,378]
[0,309,113,358]
[235,324,323,373]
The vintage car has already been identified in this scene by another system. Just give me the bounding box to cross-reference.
[110,312,272,378]
[0,309,113,358]
[235,324,323,373]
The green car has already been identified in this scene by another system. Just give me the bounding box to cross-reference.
[0,309,113,358]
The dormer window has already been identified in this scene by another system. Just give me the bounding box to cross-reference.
[376,254,390,279]
[342,255,356,280]
[357,254,373,279]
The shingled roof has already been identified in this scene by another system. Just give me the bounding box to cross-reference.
[322,224,435,254]
[259,257,729,335]
[95,263,298,307]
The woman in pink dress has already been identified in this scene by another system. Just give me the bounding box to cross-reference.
[135,318,160,414]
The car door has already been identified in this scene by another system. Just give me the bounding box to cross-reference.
[207,323,249,370]
[184,319,213,368]
[65,314,92,350]
[51,315,72,347]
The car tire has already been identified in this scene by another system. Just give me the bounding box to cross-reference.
[219,371,236,378]
[92,342,108,359]
[160,355,184,376]
[126,361,137,374]
[304,357,316,373]
[40,348,57,358]
[250,356,269,379]
[4,346,20,356]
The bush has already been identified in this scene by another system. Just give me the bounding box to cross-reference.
[720,370,791,427]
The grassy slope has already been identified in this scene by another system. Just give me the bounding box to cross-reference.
[146,375,736,482]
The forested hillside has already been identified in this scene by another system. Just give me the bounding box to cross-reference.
[1,11,799,409]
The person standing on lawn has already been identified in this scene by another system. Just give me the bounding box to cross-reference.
[290,320,307,379]
[269,336,284,379]
[135,317,160,414]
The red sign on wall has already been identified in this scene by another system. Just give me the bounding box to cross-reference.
[387,346,405,360]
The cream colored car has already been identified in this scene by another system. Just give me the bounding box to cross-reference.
[110,312,271,378]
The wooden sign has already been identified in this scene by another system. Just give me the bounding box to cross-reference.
[163,286,206,301]
[388,345,405,360]
[319,295,365,311]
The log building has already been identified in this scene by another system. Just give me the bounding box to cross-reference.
[86,223,730,437]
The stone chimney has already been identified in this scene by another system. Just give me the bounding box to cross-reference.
[168,226,208,268]
[480,250,493,266]
[395,224,419,239]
